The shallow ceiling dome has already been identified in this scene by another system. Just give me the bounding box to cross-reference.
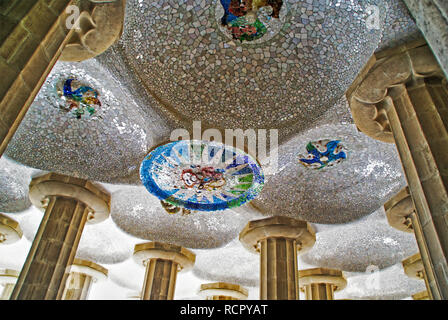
[76,219,142,265]
[0,237,31,271]
[192,239,260,287]
[106,259,145,292]
[5,59,172,184]
[336,264,426,300]
[0,157,32,213]
[251,123,407,224]
[300,208,419,272]
[101,0,386,141]
[110,186,262,249]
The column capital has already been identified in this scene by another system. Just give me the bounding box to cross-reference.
[298,268,347,292]
[347,40,444,143]
[402,253,424,280]
[68,258,108,282]
[384,187,415,233]
[0,213,22,244]
[198,282,248,300]
[60,0,126,62]
[412,290,430,300]
[133,242,196,272]
[29,173,110,224]
[0,269,19,285]
[239,216,316,254]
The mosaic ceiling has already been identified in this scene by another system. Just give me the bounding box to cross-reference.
[5,59,171,184]
[338,264,426,300]
[0,157,32,213]
[301,208,419,271]
[0,0,426,300]
[100,0,388,142]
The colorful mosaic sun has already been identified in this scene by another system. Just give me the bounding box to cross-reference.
[298,140,347,170]
[219,0,284,42]
[56,78,101,119]
[140,140,265,212]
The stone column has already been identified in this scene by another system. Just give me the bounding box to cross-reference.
[348,41,448,300]
[0,213,22,245]
[403,0,448,78]
[133,242,196,300]
[62,258,108,300]
[0,269,19,300]
[239,216,315,300]
[402,253,431,301]
[10,173,110,300]
[0,0,125,156]
[298,268,347,300]
[385,187,434,300]
[198,282,248,300]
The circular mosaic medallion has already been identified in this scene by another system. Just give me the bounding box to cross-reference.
[215,0,289,44]
[298,139,347,170]
[140,140,264,211]
[55,78,101,119]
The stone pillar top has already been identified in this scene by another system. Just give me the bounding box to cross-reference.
[29,173,111,224]
[402,253,424,280]
[346,40,444,144]
[239,216,316,254]
[0,269,19,285]
[0,213,22,244]
[298,268,347,292]
[60,0,126,62]
[68,258,108,282]
[126,291,142,300]
[412,290,429,300]
[198,282,249,300]
[133,242,196,272]
[384,187,415,233]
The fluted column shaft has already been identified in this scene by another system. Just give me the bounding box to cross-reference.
[62,272,93,300]
[409,213,435,300]
[142,258,179,300]
[239,217,315,301]
[11,195,89,300]
[384,78,448,299]
[259,237,298,300]
[303,283,334,300]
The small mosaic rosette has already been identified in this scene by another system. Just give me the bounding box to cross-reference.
[217,0,286,43]
[298,139,347,170]
[140,140,265,212]
[55,78,101,119]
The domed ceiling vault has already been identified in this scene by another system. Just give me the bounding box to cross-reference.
[100,0,390,145]
[5,59,173,185]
